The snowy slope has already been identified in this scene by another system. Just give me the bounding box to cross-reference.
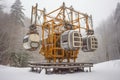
[0,60,120,80]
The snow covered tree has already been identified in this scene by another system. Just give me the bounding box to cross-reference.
[115,2,120,24]
[9,52,30,67]
[114,2,120,57]
[10,0,25,27]
[0,30,10,64]
[95,2,120,62]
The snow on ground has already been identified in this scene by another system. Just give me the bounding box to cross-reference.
[0,60,120,80]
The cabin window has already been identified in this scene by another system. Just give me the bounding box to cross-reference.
[23,37,29,43]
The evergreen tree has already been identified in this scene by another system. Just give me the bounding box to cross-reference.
[114,2,120,56]
[10,0,25,27]
[115,2,120,24]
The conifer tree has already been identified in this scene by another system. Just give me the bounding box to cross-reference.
[11,0,25,26]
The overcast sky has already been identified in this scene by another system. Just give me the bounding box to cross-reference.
[2,0,120,27]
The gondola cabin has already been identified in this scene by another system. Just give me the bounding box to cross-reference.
[23,33,40,51]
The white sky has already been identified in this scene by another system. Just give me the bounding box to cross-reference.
[2,0,120,27]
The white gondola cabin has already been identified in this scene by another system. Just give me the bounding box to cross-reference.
[60,30,82,50]
[23,33,40,51]
[82,35,98,52]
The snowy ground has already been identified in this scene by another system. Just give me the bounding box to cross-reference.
[0,60,120,80]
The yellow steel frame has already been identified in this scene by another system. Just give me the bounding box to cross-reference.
[31,3,93,63]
